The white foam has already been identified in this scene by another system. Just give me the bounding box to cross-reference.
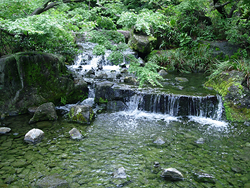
[116,110,179,123]
[188,116,228,129]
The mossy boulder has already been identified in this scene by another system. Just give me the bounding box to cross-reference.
[0,52,88,116]
[29,102,58,124]
[128,33,157,55]
[68,105,94,124]
[205,70,250,122]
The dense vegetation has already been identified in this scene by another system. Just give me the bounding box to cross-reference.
[0,0,249,86]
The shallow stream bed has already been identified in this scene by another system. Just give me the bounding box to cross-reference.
[0,111,250,187]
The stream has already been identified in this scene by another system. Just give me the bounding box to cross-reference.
[0,43,250,187]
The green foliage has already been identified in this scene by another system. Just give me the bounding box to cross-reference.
[88,30,124,45]
[118,9,169,36]
[148,44,215,73]
[127,55,164,87]
[209,58,250,88]
[96,16,116,30]
[226,17,250,49]
[61,96,67,105]
[93,45,106,56]
[99,97,108,104]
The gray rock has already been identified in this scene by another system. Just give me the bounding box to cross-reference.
[161,168,183,181]
[107,101,127,112]
[69,128,82,139]
[113,167,127,179]
[0,127,11,134]
[36,174,70,188]
[29,102,58,124]
[24,128,44,144]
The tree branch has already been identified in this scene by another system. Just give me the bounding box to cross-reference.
[213,0,230,18]
[214,1,230,8]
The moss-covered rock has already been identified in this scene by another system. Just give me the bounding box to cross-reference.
[128,33,156,55]
[0,52,88,116]
[205,70,250,122]
[29,102,58,124]
[68,105,94,124]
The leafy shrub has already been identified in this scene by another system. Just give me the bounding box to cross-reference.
[209,58,250,88]
[93,45,106,56]
[96,16,116,30]
[148,44,215,73]
[127,54,164,87]
[117,9,169,36]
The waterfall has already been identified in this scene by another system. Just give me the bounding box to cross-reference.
[126,93,223,120]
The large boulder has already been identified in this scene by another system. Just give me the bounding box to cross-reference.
[0,52,88,116]
[29,102,58,124]
[68,105,94,124]
[24,128,44,144]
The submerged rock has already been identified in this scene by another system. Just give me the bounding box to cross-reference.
[69,128,83,139]
[113,167,127,179]
[0,127,11,134]
[175,77,189,82]
[24,128,44,144]
[193,172,215,183]
[161,168,183,181]
[36,174,69,188]
[153,137,165,145]
[195,138,205,144]
[29,102,58,124]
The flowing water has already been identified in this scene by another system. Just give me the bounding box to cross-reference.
[0,43,250,187]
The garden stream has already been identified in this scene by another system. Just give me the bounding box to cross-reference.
[0,43,250,188]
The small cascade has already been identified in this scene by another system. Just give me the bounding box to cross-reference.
[80,84,95,106]
[125,93,223,120]
[67,42,135,79]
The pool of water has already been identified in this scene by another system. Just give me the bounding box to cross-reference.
[0,112,250,187]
